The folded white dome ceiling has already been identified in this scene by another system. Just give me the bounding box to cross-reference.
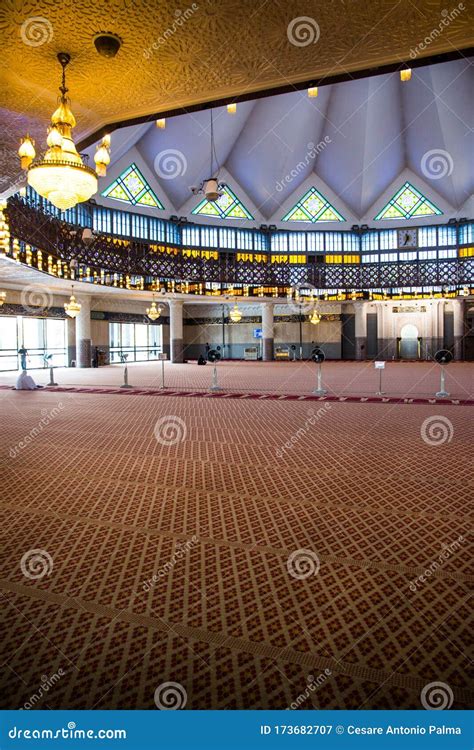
[100,59,473,220]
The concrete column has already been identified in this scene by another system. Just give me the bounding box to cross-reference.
[76,295,92,368]
[66,316,76,367]
[354,302,367,360]
[261,302,274,361]
[169,300,184,363]
[376,303,384,358]
[162,322,170,361]
[452,299,464,360]
[435,300,444,353]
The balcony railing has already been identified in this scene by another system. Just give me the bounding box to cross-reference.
[4,196,474,297]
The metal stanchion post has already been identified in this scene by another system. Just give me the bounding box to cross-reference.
[374,361,385,395]
[313,361,327,396]
[210,365,221,392]
[120,366,133,389]
[158,352,167,389]
[48,366,58,386]
[436,366,449,398]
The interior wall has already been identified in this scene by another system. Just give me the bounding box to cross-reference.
[0,291,468,364]
[372,299,447,359]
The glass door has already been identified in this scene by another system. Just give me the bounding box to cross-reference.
[0,316,18,371]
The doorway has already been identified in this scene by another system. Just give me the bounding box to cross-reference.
[397,324,421,359]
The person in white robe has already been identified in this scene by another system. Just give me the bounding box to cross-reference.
[15,370,39,390]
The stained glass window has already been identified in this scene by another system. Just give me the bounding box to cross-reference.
[282,187,345,223]
[375,182,442,220]
[192,185,253,220]
[101,164,164,208]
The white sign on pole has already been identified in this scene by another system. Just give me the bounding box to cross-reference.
[374,361,385,369]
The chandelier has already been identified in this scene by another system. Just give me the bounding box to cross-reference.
[309,309,321,325]
[229,302,242,323]
[146,298,161,321]
[18,53,110,211]
[190,111,226,202]
[64,286,81,318]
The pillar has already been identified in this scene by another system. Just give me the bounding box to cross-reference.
[67,316,76,366]
[261,302,274,361]
[452,299,464,360]
[169,300,184,363]
[376,302,385,358]
[76,295,91,368]
[354,302,367,360]
[435,300,444,354]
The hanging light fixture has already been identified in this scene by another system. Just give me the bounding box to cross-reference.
[146,296,161,321]
[64,286,81,318]
[400,68,412,82]
[94,134,111,177]
[309,309,321,325]
[227,103,237,114]
[307,86,318,97]
[229,302,242,323]
[156,118,166,129]
[190,110,226,202]
[18,136,36,169]
[19,53,105,211]
[0,291,6,307]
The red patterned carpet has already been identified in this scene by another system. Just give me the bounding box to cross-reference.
[0,374,472,710]
[0,360,473,399]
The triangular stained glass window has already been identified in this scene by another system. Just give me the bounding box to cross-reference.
[282,187,345,223]
[192,185,253,220]
[375,182,442,220]
[102,164,164,208]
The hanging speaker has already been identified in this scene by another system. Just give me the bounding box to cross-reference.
[434,349,453,364]
[207,349,221,363]
[311,347,325,363]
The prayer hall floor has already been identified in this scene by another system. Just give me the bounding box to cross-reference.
[0,365,472,709]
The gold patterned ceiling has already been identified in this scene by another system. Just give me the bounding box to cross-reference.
[0,0,473,197]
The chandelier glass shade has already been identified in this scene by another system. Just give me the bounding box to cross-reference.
[19,53,110,211]
[64,287,81,318]
[146,299,161,321]
[229,303,242,323]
